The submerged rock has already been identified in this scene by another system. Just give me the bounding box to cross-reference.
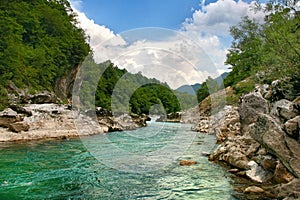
[179,160,197,166]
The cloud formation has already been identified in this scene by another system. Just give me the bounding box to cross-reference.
[69,0,265,88]
[183,0,265,37]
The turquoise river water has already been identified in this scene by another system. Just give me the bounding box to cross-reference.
[0,122,237,200]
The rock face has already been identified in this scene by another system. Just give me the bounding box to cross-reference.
[271,99,298,121]
[191,105,240,143]
[7,81,58,105]
[277,178,300,200]
[250,113,300,178]
[274,161,294,184]
[0,108,22,127]
[54,64,80,99]
[284,116,300,141]
[30,92,57,104]
[197,87,300,198]
[9,121,30,133]
[239,92,269,126]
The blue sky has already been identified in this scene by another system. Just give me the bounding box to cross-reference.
[73,0,260,33]
[77,0,202,33]
[69,0,266,88]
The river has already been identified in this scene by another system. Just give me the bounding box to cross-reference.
[0,122,237,199]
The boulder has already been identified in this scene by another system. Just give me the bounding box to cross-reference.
[239,92,269,126]
[250,113,300,178]
[228,168,239,173]
[95,107,112,117]
[260,155,277,171]
[284,116,300,141]
[271,99,298,121]
[179,160,197,166]
[167,112,182,121]
[246,161,268,183]
[244,186,264,194]
[130,114,147,127]
[10,104,32,116]
[274,161,294,184]
[270,78,299,102]
[9,121,30,133]
[209,136,251,170]
[293,96,300,112]
[30,92,57,104]
[0,108,22,127]
[277,178,300,200]
[191,117,209,132]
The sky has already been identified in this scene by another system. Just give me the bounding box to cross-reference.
[69,0,266,89]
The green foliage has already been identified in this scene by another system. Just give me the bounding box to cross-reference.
[0,0,90,107]
[224,17,263,87]
[260,4,300,79]
[197,76,221,102]
[0,86,8,111]
[232,78,256,98]
[130,84,181,115]
[224,1,300,90]
[79,58,194,115]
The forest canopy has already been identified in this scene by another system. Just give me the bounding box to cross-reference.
[0,0,90,109]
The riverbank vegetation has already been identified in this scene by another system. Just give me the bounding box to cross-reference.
[197,0,300,104]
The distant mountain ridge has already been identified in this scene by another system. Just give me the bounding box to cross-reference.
[175,72,229,95]
[175,83,201,95]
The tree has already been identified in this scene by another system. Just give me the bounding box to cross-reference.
[225,17,263,87]
[224,0,299,87]
[197,76,220,102]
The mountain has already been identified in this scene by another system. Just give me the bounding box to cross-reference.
[175,83,201,95]
[215,72,229,85]
[176,72,229,95]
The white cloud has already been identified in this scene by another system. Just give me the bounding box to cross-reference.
[69,0,126,49]
[69,0,266,88]
[182,0,265,37]
[69,0,82,10]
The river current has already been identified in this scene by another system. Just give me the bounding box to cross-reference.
[0,122,237,199]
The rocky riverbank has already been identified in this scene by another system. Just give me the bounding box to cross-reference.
[0,103,147,142]
[191,81,300,199]
[0,81,148,142]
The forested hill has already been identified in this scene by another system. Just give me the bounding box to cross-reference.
[78,59,197,115]
[0,0,90,109]
[0,0,196,114]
